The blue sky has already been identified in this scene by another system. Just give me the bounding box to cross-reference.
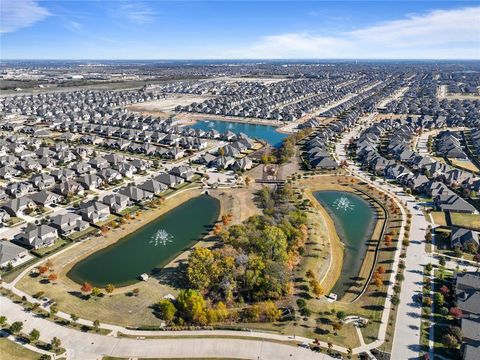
[1,1,479,59]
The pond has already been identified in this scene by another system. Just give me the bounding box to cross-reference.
[68,195,220,287]
[189,119,287,147]
[313,190,377,300]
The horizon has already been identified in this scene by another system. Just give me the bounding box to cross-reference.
[1,1,479,60]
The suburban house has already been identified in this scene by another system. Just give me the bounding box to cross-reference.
[138,179,168,195]
[29,190,63,207]
[0,241,28,268]
[454,272,480,360]
[15,224,58,249]
[154,173,184,188]
[50,213,90,236]
[2,197,37,217]
[434,194,478,214]
[102,193,130,213]
[119,186,154,203]
[77,201,111,224]
[450,228,479,251]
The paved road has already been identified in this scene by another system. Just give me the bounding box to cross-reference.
[1,296,336,360]
[334,114,430,359]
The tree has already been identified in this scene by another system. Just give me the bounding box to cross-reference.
[48,273,58,283]
[449,307,463,319]
[49,304,58,318]
[213,223,223,236]
[373,277,383,288]
[332,322,343,333]
[443,333,459,349]
[70,313,79,325]
[425,263,433,272]
[93,320,100,331]
[81,282,93,293]
[327,342,333,352]
[157,299,177,322]
[425,232,433,243]
[51,337,61,350]
[385,235,393,246]
[105,284,115,294]
[29,329,40,343]
[245,176,251,187]
[310,279,324,298]
[91,287,102,297]
[347,347,353,358]
[186,247,219,292]
[434,292,445,306]
[0,316,7,326]
[176,289,206,324]
[439,256,446,266]
[391,295,400,306]
[132,288,140,297]
[306,269,315,279]
[9,321,23,334]
[336,311,346,321]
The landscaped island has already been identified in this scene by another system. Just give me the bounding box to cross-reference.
[68,194,220,287]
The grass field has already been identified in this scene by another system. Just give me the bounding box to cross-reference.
[0,338,40,360]
[450,212,480,231]
[430,211,447,226]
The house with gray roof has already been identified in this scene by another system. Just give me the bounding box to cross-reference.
[102,193,130,213]
[119,186,154,203]
[2,197,37,217]
[0,241,28,268]
[138,179,167,195]
[50,213,89,236]
[77,201,111,224]
[434,194,478,214]
[154,173,184,188]
[451,228,479,251]
[15,224,58,249]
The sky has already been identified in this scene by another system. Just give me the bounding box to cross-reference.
[1,0,479,60]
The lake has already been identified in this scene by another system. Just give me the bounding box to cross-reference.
[313,190,377,300]
[68,195,220,287]
[189,119,287,147]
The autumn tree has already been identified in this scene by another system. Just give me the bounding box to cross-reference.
[38,265,48,275]
[176,289,207,325]
[81,282,93,293]
[310,279,324,298]
[157,299,177,323]
[105,284,115,294]
[48,273,58,283]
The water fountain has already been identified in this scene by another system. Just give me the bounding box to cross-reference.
[333,196,355,211]
[150,229,173,246]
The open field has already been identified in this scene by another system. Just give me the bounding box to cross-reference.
[126,94,216,115]
[0,338,40,360]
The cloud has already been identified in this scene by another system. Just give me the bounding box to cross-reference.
[231,6,480,59]
[0,0,50,33]
[117,1,156,25]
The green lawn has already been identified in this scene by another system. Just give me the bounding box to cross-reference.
[67,226,99,241]
[450,213,480,231]
[31,238,70,257]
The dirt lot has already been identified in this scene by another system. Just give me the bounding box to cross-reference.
[126,94,215,116]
